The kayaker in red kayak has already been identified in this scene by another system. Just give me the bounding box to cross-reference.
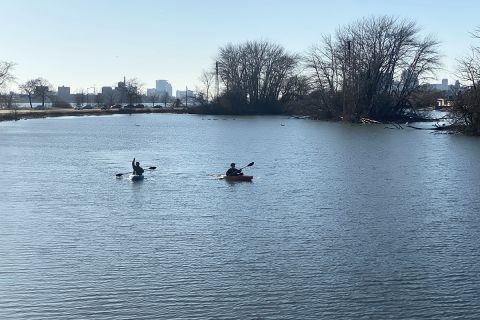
[226,163,243,176]
[132,158,144,176]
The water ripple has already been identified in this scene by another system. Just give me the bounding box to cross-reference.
[1,115,480,319]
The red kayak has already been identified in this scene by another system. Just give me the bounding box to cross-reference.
[220,175,253,181]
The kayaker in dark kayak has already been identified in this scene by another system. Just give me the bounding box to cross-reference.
[226,163,243,176]
[132,158,144,176]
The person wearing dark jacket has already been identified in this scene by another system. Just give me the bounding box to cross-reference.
[132,158,144,176]
[225,163,243,176]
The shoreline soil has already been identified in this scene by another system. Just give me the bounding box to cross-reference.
[0,107,189,122]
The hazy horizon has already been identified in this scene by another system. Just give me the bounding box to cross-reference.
[1,0,478,93]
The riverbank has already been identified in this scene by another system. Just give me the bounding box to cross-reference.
[0,107,189,122]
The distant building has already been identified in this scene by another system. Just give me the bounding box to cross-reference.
[436,98,453,108]
[425,79,466,109]
[146,88,158,96]
[101,86,113,96]
[101,86,114,105]
[175,90,194,100]
[114,79,127,104]
[429,78,449,91]
[57,86,71,102]
[156,80,172,97]
[175,90,195,106]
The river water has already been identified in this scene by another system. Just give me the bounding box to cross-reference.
[1,114,480,319]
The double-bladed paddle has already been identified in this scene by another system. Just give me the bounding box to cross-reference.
[115,166,157,177]
[239,162,254,170]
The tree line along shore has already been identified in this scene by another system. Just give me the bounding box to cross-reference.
[2,16,480,134]
[191,16,480,135]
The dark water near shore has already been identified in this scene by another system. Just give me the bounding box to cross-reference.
[1,114,480,319]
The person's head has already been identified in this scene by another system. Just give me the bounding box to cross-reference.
[230,163,236,168]
[136,162,140,166]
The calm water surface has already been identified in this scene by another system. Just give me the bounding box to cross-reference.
[1,114,480,319]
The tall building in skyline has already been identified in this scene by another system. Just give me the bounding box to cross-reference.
[156,80,172,97]
[101,86,113,96]
[57,86,71,102]
[101,86,114,105]
[113,79,127,104]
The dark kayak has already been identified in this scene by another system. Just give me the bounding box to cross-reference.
[221,175,253,181]
[128,174,144,181]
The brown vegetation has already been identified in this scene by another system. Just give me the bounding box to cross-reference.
[304,16,440,122]
[0,107,189,122]
[451,28,480,135]
[199,40,301,114]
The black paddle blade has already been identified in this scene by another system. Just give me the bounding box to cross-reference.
[247,162,254,167]
[116,173,124,177]
[148,166,157,170]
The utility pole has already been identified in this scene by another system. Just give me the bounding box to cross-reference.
[347,40,351,120]
[343,40,352,121]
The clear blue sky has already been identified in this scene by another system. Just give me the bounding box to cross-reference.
[1,0,478,93]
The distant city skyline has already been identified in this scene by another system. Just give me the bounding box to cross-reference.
[155,80,172,97]
[1,0,479,92]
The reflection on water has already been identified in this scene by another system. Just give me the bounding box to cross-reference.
[1,114,480,319]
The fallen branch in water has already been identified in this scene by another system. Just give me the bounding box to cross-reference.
[407,123,451,131]
[361,117,382,124]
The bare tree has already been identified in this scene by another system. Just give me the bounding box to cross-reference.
[147,91,160,107]
[19,78,41,108]
[453,28,480,134]
[125,78,143,105]
[0,91,16,109]
[305,35,341,113]
[0,61,15,89]
[215,40,299,113]
[281,75,311,103]
[34,78,52,108]
[199,70,215,103]
[161,91,170,107]
[192,89,207,105]
[305,16,441,121]
[457,47,480,90]
[0,61,15,110]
